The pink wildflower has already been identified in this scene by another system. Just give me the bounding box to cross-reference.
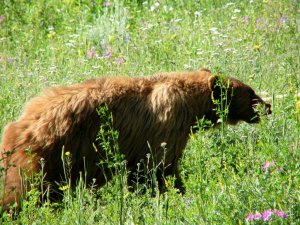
[246,212,262,221]
[0,15,5,24]
[262,161,275,171]
[245,213,255,221]
[262,209,272,221]
[87,46,95,59]
[114,57,125,66]
[273,209,287,219]
[253,212,262,220]
[105,1,111,7]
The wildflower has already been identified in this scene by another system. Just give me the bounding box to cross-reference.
[194,11,201,17]
[7,57,14,63]
[65,151,71,156]
[105,1,111,7]
[47,30,56,39]
[78,49,83,57]
[246,209,287,222]
[273,209,287,218]
[150,5,155,11]
[59,185,69,191]
[124,32,130,42]
[295,100,299,112]
[262,161,275,171]
[185,199,192,208]
[253,44,261,50]
[124,192,129,199]
[161,142,167,148]
[245,213,255,221]
[87,46,95,59]
[114,57,125,66]
[150,2,160,11]
[262,161,270,170]
[275,166,283,173]
[253,211,262,220]
[280,17,288,24]
[291,142,300,154]
[100,41,106,50]
[163,5,168,12]
[246,212,262,221]
[0,15,5,24]
[242,16,251,23]
[255,18,264,29]
[262,209,272,221]
[102,46,112,59]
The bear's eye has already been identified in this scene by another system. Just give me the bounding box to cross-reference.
[247,89,255,97]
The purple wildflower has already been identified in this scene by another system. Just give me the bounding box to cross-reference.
[274,209,287,219]
[262,209,273,221]
[114,57,125,66]
[105,1,111,7]
[255,18,264,29]
[7,57,14,63]
[280,17,288,24]
[0,15,5,24]
[242,16,251,23]
[102,46,112,59]
[87,46,95,59]
[124,32,130,42]
[185,199,191,205]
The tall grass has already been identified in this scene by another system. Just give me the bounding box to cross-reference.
[0,0,299,224]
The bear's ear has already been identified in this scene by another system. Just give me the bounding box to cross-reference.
[199,67,211,73]
[208,75,222,101]
[208,75,218,91]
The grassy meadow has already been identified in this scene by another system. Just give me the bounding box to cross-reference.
[0,0,300,224]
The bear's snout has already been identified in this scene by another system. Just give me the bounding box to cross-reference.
[264,103,272,115]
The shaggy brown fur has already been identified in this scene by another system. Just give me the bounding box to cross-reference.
[0,68,271,209]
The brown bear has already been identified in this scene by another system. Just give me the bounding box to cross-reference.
[0,68,271,209]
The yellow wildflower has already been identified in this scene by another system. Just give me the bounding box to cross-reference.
[59,185,69,191]
[109,35,116,42]
[253,44,260,50]
[47,31,56,39]
[65,151,71,156]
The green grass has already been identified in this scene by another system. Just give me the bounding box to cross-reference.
[0,0,299,224]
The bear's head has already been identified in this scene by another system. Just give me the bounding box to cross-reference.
[208,75,272,125]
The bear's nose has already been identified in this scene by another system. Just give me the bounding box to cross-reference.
[265,103,272,115]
